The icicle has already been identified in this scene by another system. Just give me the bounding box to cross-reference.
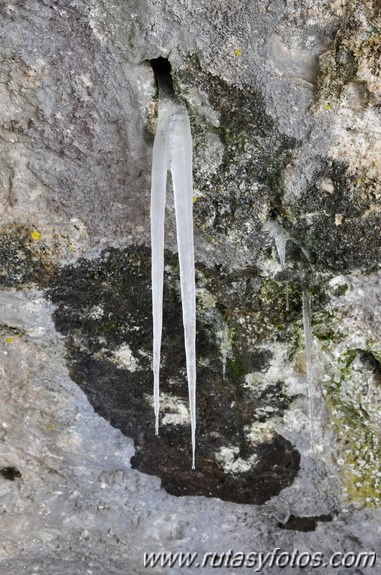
[222,322,228,380]
[285,281,289,312]
[169,103,196,469]
[275,233,287,267]
[151,105,169,436]
[302,288,315,448]
[151,98,196,469]
[266,219,288,267]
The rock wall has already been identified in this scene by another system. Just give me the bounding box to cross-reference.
[1,0,381,573]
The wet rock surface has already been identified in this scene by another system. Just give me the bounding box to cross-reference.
[48,247,300,504]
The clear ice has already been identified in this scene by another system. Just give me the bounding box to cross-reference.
[266,219,288,267]
[302,288,315,447]
[151,97,196,469]
[285,280,289,312]
[221,323,228,380]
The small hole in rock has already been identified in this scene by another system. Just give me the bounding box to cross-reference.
[150,57,174,96]
[0,466,22,481]
[278,513,333,532]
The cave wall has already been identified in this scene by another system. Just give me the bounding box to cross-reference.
[1,1,381,573]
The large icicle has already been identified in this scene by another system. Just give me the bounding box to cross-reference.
[302,289,315,447]
[151,105,169,436]
[151,97,196,468]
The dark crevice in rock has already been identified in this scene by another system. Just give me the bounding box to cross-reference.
[278,513,334,532]
[48,246,300,505]
[358,351,381,385]
[150,56,174,97]
[0,466,22,481]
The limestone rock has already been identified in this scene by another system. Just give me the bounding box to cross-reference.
[1,0,381,573]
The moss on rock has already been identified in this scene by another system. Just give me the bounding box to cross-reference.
[326,346,381,506]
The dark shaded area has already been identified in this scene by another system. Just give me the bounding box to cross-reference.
[287,160,381,272]
[358,350,381,386]
[150,57,174,97]
[0,466,22,481]
[48,246,300,504]
[179,57,298,246]
[278,513,333,532]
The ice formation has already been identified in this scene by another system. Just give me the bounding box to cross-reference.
[285,280,289,312]
[221,323,228,380]
[267,218,316,446]
[151,96,196,468]
[266,219,288,267]
[302,288,315,447]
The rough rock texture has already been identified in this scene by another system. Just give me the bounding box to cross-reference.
[1,0,381,573]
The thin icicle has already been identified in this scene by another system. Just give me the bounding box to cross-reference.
[285,281,289,312]
[302,288,315,448]
[151,98,196,468]
[221,322,228,380]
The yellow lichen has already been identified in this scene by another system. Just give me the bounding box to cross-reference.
[31,230,41,240]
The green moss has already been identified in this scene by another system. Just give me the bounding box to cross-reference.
[215,301,229,321]
[227,358,251,384]
[316,12,359,103]
[333,283,349,296]
[313,326,338,345]
[326,346,381,506]
[316,1,381,107]
[102,322,118,333]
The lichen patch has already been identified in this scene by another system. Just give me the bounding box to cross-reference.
[111,344,140,372]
